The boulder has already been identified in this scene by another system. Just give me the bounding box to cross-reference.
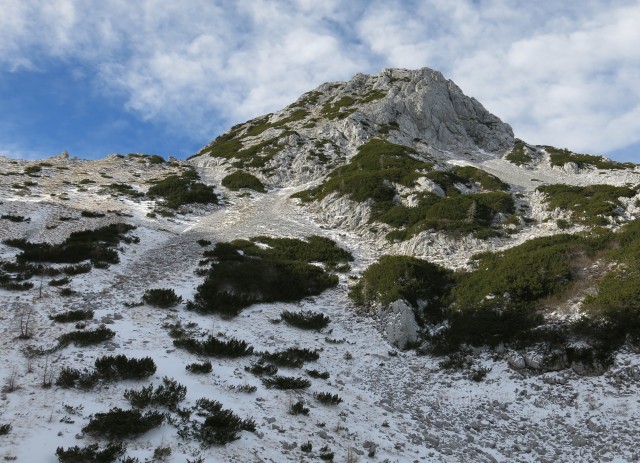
[383,299,420,349]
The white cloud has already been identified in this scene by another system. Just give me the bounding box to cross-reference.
[0,0,639,158]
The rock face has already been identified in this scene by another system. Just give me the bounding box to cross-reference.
[383,299,420,349]
[192,67,515,187]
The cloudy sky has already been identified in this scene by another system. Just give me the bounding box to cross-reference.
[1,0,638,162]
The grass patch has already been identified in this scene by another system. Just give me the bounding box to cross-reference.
[505,140,533,165]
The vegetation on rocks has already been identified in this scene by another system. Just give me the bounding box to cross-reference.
[147,171,217,209]
[142,288,182,308]
[505,140,533,165]
[545,145,636,170]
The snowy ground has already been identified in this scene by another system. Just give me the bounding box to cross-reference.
[1,155,640,462]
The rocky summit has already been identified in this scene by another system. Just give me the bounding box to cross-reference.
[1,68,639,462]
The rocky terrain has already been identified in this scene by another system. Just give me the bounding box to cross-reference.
[1,67,639,462]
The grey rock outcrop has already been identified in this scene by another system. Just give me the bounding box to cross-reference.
[383,299,420,349]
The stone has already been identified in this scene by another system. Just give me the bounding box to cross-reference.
[383,299,420,349]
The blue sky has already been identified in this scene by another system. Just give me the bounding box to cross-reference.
[0,0,639,162]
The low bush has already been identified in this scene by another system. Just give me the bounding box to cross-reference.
[124,377,186,411]
[545,145,636,170]
[505,140,533,165]
[221,171,266,192]
[83,408,165,439]
[245,361,278,376]
[55,442,126,463]
[50,309,94,323]
[301,441,312,452]
[0,423,11,435]
[142,288,182,308]
[48,276,70,287]
[260,347,319,368]
[314,392,342,405]
[186,360,212,374]
[147,173,217,209]
[196,239,212,247]
[62,263,92,275]
[306,369,330,379]
[261,375,311,390]
[290,400,309,415]
[57,325,115,348]
[1,214,29,222]
[174,335,254,358]
[81,210,106,218]
[281,310,330,330]
[94,355,156,380]
[190,399,256,446]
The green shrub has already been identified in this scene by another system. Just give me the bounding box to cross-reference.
[261,375,311,390]
[221,171,266,192]
[94,355,156,380]
[81,210,106,218]
[62,263,92,275]
[3,223,136,265]
[83,408,165,439]
[0,423,11,435]
[124,377,186,411]
[281,310,331,330]
[190,399,256,446]
[306,369,330,379]
[245,361,278,376]
[1,214,29,222]
[147,173,217,209]
[505,140,533,165]
[545,145,636,170]
[186,360,212,374]
[196,239,212,247]
[142,288,182,308]
[314,392,342,405]
[55,442,126,463]
[189,238,342,316]
[301,441,313,452]
[51,309,94,323]
[350,255,453,322]
[290,400,309,415]
[106,183,144,198]
[48,276,70,287]
[173,335,254,358]
[58,326,115,348]
[537,184,635,224]
[260,347,319,368]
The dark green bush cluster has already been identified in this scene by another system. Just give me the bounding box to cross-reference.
[221,171,266,192]
[55,442,126,463]
[173,335,254,358]
[545,145,636,170]
[189,236,346,316]
[537,184,635,225]
[106,183,144,198]
[0,423,11,435]
[81,210,106,218]
[57,355,156,389]
[261,375,311,390]
[48,276,70,287]
[142,288,182,308]
[290,400,309,415]
[83,408,165,439]
[94,355,157,380]
[50,309,94,323]
[62,263,92,275]
[147,172,217,209]
[314,392,342,405]
[124,377,186,411]
[189,399,256,446]
[320,96,356,120]
[260,347,319,368]
[306,369,330,379]
[505,140,533,165]
[3,223,136,265]
[293,139,514,239]
[196,239,212,247]
[186,360,212,374]
[1,214,29,222]
[58,325,115,348]
[350,255,453,322]
[281,310,331,330]
[245,361,278,376]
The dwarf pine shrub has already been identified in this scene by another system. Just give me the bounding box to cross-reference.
[261,375,311,390]
[173,335,253,358]
[83,408,164,439]
[142,288,182,308]
[124,377,186,411]
[260,347,319,368]
[314,392,342,405]
[94,355,156,380]
[186,360,213,374]
[55,442,126,463]
[57,325,115,348]
[281,310,330,330]
[50,309,94,323]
